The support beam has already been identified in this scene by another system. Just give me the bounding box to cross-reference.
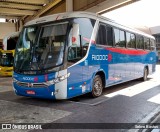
[0,2,42,10]
[20,15,28,20]
[0,8,36,16]
[0,15,20,19]
[33,0,62,18]
[85,0,138,14]
[1,0,49,5]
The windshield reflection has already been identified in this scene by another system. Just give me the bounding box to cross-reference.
[14,23,68,74]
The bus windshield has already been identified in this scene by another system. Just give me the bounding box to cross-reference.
[1,52,14,67]
[14,22,68,74]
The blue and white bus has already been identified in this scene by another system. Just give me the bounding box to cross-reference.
[13,12,156,99]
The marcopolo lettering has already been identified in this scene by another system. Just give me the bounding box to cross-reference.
[92,55,108,60]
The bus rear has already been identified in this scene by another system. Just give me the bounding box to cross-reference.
[0,32,19,76]
[0,50,14,76]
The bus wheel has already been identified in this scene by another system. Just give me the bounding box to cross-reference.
[142,67,148,81]
[91,75,103,97]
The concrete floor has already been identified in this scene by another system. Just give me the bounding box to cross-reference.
[0,65,160,132]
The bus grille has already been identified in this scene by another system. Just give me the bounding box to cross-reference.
[16,81,48,88]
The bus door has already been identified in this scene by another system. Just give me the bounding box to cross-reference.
[67,18,97,96]
[82,44,90,93]
[67,58,83,98]
[113,29,126,83]
[67,23,83,98]
[95,24,115,86]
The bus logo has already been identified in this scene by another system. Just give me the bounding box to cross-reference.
[23,77,34,81]
[92,55,108,61]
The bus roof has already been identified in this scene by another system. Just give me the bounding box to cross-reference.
[25,11,154,39]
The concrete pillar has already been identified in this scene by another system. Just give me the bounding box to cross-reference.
[66,0,73,12]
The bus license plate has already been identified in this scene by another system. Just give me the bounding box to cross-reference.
[26,90,35,95]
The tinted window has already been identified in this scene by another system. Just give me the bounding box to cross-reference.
[144,37,150,50]
[119,30,125,47]
[137,35,144,49]
[106,25,113,46]
[114,28,126,47]
[114,28,119,46]
[126,32,136,48]
[96,24,113,46]
[96,24,107,45]
[150,39,156,51]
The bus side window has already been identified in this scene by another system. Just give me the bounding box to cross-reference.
[96,24,113,46]
[68,18,96,60]
[114,28,126,48]
[119,30,125,47]
[114,28,119,47]
[130,33,136,48]
[106,25,113,46]
[137,35,144,49]
[150,39,156,51]
[144,37,150,50]
[96,24,107,45]
[126,32,136,48]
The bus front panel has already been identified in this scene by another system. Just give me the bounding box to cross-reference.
[13,70,68,99]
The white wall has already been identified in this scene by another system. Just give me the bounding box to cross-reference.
[0,23,16,40]
[150,26,160,35]
[134,26,152,35]
[135,26,160,35]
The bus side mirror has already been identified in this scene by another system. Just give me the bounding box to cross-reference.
[72,23,80,46]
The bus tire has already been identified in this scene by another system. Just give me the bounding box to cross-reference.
[142,67,148,81]
[91,75,103,98]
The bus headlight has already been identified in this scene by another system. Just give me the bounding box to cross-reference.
[46,73,70,85]
[59,73,70,81]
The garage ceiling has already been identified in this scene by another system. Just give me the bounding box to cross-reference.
[0,0,139,22]
[0,0,61,19]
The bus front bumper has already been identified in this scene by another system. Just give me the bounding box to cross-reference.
[12,71,69,100]
[13,82,56,99]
